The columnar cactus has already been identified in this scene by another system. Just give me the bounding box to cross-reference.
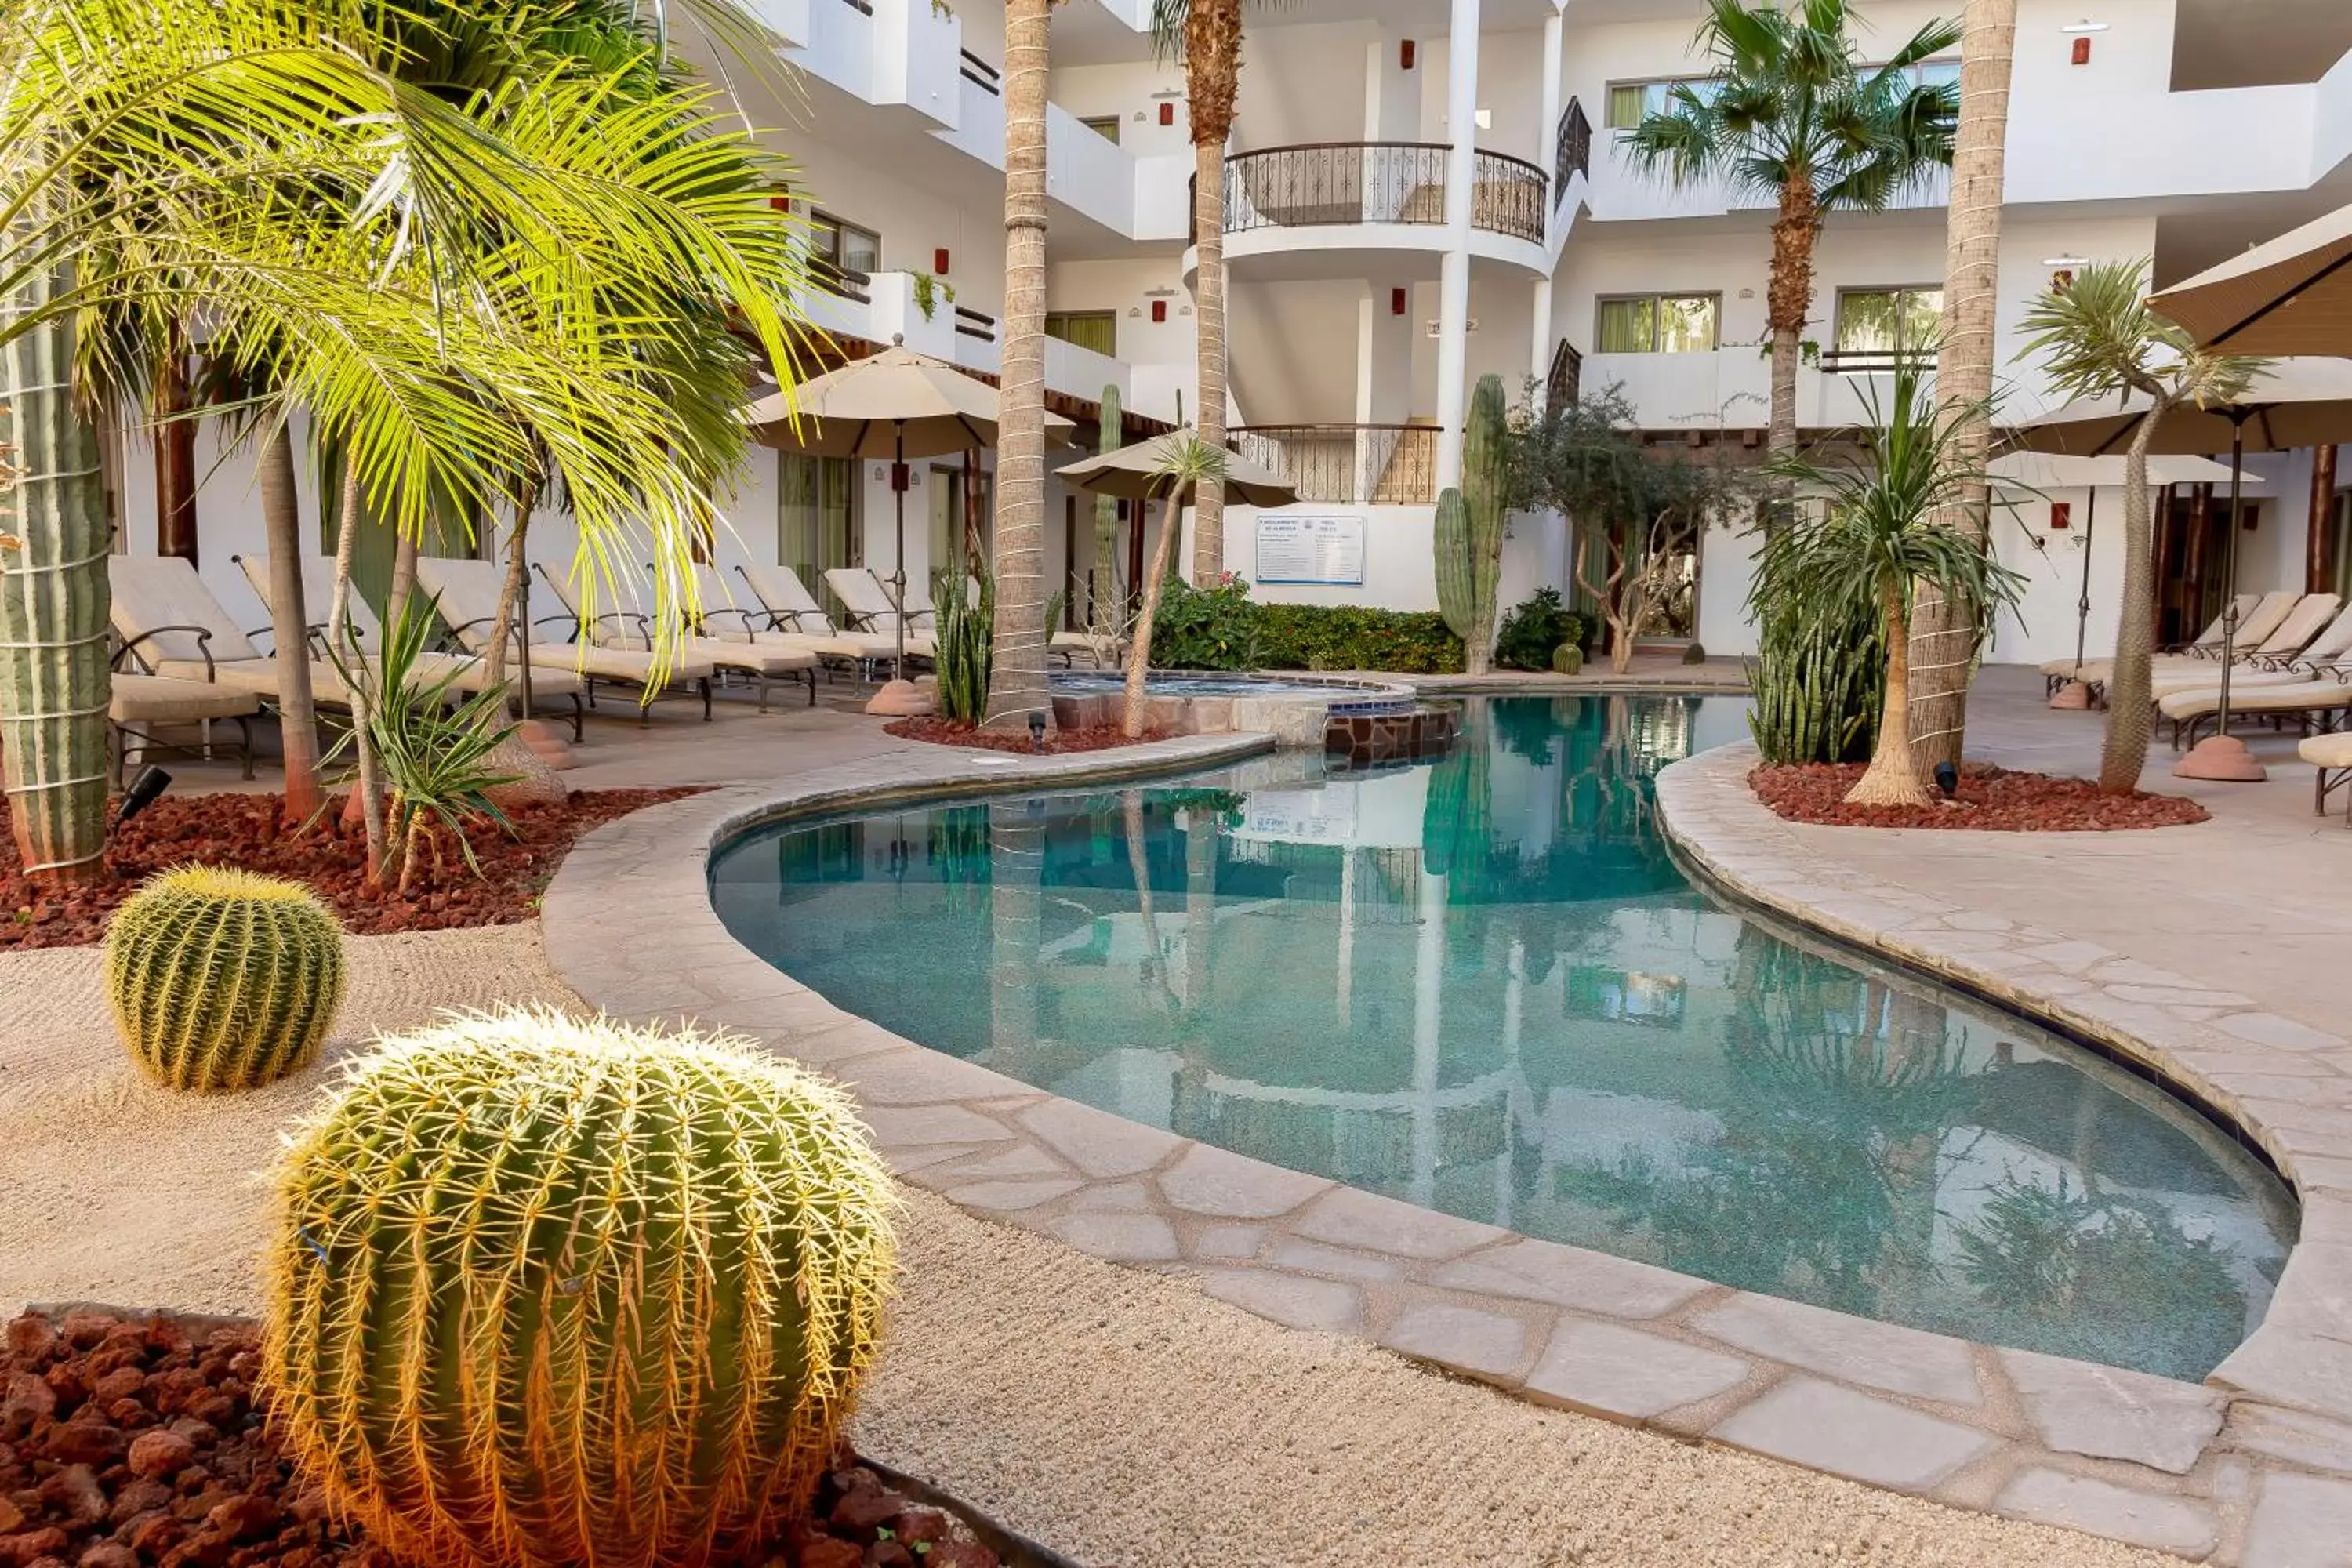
[260,1008,898,1568]
[106,866,345,1091]
[1436,374,1511,673]
[1094,383,1123,610]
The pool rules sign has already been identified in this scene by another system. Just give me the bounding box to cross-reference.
[1256,514,1366,586]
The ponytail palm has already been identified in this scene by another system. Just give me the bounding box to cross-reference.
[1756,360,2020,806]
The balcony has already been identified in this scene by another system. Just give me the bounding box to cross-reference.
[1218,143,1548,245]
[1229,425,1439,506]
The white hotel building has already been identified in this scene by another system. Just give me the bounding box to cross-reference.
[109,0,2352,668]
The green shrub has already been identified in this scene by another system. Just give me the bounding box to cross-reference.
[1493,588,1584,671]
[262,1007,898,1568]
[933,567,994,722]
[1145,577,1465,674]
[107,866,345,1092]
[1147,575,1258,670]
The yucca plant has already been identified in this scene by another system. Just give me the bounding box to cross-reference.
[261,1007,899,1568]
[106,866,346,1091]
[932,564,996,724]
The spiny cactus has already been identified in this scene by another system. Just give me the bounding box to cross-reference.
[1436,374,1511,673]
[1094,383,1123,614]
[260,1008,898,1568]
[1552,641,1584,676]
[106,866,345,1092]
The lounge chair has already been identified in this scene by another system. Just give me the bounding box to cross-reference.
[232,553,585,737]
[2143,594,2350,699]
[2302,731,2352,824]
[729,564,899,675]
[2161,663,2352,748]
[108,673,258,786]
[415,555,716,723]
[2040,596,2255,695]
[824,567,939,659]
[108,555,349,706]
[531,562,818,711]
[944,572,1117,669]
[2067,592,2336,701]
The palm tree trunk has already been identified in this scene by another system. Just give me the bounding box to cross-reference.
[257,422,324,825]
[1189,134,1229,586]
[1846,579,1930,807]
[1765,172,1819,473]
[1908,0,2016,773]
[325,460,387,877]
[0,259,111,885]
[384,525,417,635]
[1123,493,1182,737]
[2098,413,2165,792]
[984,0,1053,730]
[483,479,535,697]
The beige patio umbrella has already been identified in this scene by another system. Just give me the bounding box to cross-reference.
[1056,428,1298,601]
[1987,452,2256,705]
[2149,201,2352,354]
[741,340,1074,684]
[2010,360,2352,778]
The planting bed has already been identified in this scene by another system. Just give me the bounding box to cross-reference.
[882,719,1171,755]
[0,1309,1014,1568]
[0,791,699,952]
[1751,763,2210,831]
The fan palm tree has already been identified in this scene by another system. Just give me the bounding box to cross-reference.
[1623,0,1959,471]
[4,0,808,884]
[1756,358,2021,806]
[2016,262,2261,793]
[985,0,1054,731]
[1910,0,2017,774]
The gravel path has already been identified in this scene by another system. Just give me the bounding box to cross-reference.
[0,927,2175,1567]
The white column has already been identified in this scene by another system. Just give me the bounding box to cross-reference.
[1529,278,1554,394]
[1432,0,1480,492]
[1530,10,1563,397]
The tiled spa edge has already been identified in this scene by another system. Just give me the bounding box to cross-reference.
[539,733,2352,1566]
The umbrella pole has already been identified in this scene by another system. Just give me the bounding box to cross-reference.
[2052,487,2100,709]
[893,420,908,684]
[2175,414,2268,782]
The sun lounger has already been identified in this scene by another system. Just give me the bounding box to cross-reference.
[2301,731,2352,824]
[728,564,900,674]
[824,568,940,658]
[2040,595,2255,693]
[232,553,584,736]
[108,555,350,706]
[2144,601,2352,702]
[107,673,258,786]
[416,556,715,723]
[2161,666,2352,748]
[532,562,818,711]
[2070,592,2339,699]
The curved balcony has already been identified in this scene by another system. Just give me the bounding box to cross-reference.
[1231,424,1439,506]
[1218,143,1548,245]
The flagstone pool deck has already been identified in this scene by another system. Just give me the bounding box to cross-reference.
[530,667,2352,1565]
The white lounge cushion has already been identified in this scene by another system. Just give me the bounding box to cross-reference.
[110,673,260,724]
[2161,677,2352,723]
[109,556,261,666]
[2299,731,2352,768]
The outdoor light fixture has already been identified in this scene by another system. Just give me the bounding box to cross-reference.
[2042,256,2090,267]
[1029,711,1047,752]
[1933,761,1959,800]
[2059,18,2109,32]
[117,766,172,828]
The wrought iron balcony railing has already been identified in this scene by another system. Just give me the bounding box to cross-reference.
[1553,98,1591,201]
[1229,424,1439,506]
[1217,143,1546,245]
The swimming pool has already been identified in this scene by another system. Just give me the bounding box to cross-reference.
[710,694,2295,1381]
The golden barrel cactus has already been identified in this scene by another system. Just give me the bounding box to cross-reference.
[260,1008,899,1568]
[106,866,346,1091]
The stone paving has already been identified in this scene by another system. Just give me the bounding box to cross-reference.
[539,694,2352,1567]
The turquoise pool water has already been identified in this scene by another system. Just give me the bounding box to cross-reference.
[710,695,2295,1380]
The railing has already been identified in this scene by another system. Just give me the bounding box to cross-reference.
[1554,99,1592,202]
[1230,424,1439,506]
[959,49,1000,95]
[1546,339,1582,408]
[810,258,870,304]
[1472,149,1548,243]
[953,304,996,343]
[1817,348,1936,374]
[1219,143,1544,243]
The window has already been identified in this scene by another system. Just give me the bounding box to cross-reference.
[779,452,859,619]
[1605,78,1717,130]
[1834,286,1944,358]
[1045,310,1118,357]
[1080,114,1121,145]
[929,462,991,581]
[1595,293,1719,354]
[1911,59,1960,93]
[811,212,880,276]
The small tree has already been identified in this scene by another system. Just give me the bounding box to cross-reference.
[1507,383,1748,673]
[2016,261,2262,792]
[1123,437,1226,737]
[1759,359,2021,806]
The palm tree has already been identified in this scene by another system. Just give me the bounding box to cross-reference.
[985,0,1054,731]
[2016,262,2260,793]
[5,0,808,884]
[1757,358,2020,806]
[1152,0,1245,586]
[1624,0,1959,471]
[1909,0,2018,774]
[1124,436,1227,737]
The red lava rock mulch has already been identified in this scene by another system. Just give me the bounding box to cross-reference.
[1751,763,2210,831]
[884,717,1173,754]
[0,1308,1011,1568]
[1,790,699,953]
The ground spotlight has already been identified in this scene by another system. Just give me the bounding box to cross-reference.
[117,767,172,827]
[1029,710,1047,753]
[1933,760,1959,800]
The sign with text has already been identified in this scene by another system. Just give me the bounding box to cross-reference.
[1257,514,1366,586]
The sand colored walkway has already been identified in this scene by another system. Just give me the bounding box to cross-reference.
[0,924,2170,1567]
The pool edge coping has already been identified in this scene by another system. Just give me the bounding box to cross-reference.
[539,728,2352,1567]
